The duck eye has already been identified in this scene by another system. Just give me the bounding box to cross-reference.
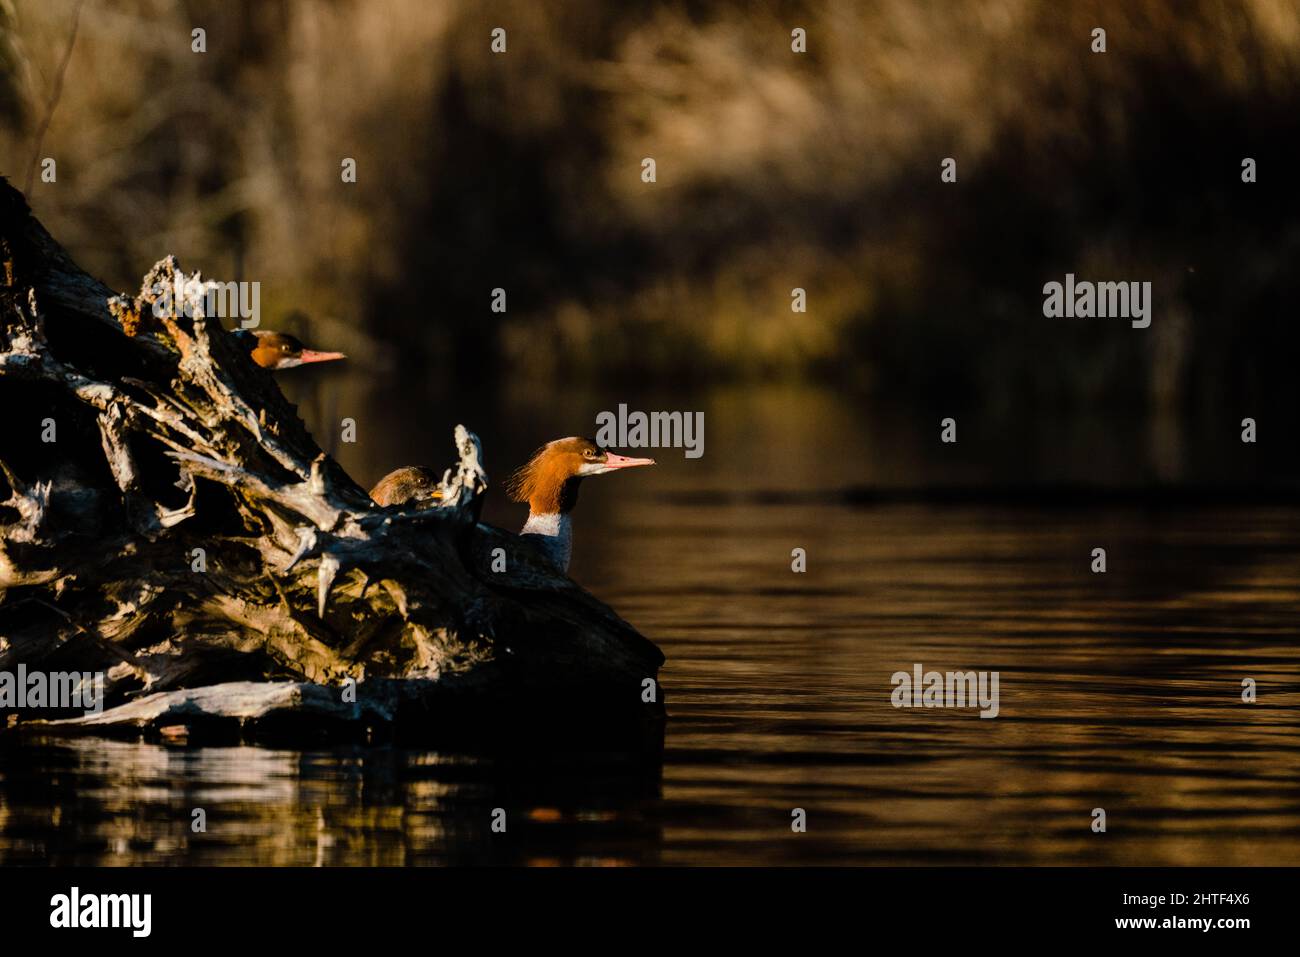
[584,449,595,458]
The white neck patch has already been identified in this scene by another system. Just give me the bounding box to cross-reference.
[520,512,573,571]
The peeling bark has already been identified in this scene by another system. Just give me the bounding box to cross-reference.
[0,177,663,746]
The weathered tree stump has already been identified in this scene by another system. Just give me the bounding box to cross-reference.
[0,177,664,747]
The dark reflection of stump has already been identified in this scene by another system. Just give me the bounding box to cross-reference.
[0,734,665,866]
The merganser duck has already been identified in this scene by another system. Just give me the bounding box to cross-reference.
[505,437,654,572]
[369,437,654,572]
[370,465,443,507]
[233,329,346,370]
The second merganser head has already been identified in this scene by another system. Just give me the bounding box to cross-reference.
[233,329,346,370]
[370,465,443,507]
[507,437,655,572]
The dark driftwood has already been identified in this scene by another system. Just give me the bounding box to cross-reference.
[0,177,663,746]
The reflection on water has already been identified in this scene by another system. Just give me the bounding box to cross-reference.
[3,499,1297,865]
[2,385,1299,865]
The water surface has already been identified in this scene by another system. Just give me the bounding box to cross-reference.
[2,386,1298,865]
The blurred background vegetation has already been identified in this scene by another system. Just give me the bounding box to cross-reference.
[2,0,1299,491]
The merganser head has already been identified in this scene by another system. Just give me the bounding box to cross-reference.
[370,465,443,507]
[234,329,346,370]
[506,437,655,513]
[507,437,654,572]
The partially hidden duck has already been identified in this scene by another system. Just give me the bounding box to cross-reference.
[233,329,346,370]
